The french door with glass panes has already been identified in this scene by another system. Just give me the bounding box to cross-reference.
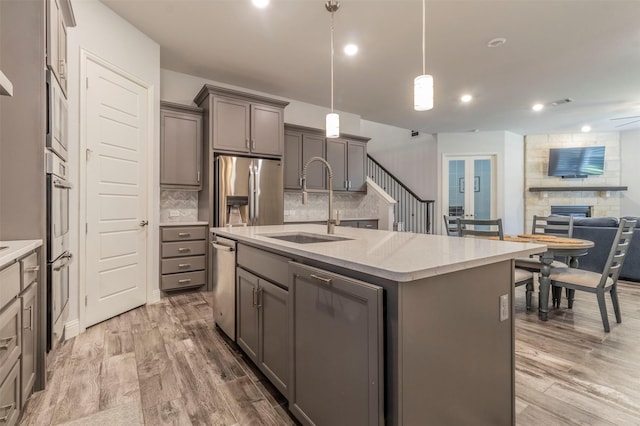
[443,155,496,227]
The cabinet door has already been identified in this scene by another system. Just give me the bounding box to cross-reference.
[289,262,383,426]
[21,282,37,403]
[284,131,302,189]
[259,280,289,396]
[213,97,250,153]
[326,138,348,191]
[302,133,326,190]
[347,141,367,192]
[58,13,67,94]
[160,109,203,188]
[251,103,283,156]
[236,268,259,363]
[47,0,60,85]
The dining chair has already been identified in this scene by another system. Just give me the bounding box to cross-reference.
[443,215,461,236]
[458,218,535,310]
[515,215,575,306]
[548,218,637,332]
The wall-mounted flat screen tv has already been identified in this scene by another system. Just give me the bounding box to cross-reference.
[548,146,605,178]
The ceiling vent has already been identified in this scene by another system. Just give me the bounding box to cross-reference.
[411,130,420,137]
[550,98,573,107]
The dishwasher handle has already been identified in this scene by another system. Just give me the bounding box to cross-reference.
[211,242,235,252]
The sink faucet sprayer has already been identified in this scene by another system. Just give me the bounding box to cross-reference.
[301,156,340,234]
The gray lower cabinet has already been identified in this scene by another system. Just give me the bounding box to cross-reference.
[0,362,20,426]
[288,262,383,426]
[160,225,207,291]
[20,282,37,404]
[160,101,203,190]
[236,267,289,396]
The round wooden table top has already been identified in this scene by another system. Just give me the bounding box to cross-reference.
[514,234,595,250]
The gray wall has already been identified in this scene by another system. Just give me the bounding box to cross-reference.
[0,1,46,241]
[621,129,640,216]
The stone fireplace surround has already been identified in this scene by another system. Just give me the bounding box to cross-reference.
[525,133,622,232]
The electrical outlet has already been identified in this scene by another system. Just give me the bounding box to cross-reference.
[499,294,509,322]
[169,210,180,217]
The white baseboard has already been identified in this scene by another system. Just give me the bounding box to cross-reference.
[149,289,161,304]
[64,319,80,340]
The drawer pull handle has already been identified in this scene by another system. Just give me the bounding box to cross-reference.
[0,403,15,422]
[310,274,332,286]
[178,264,191,269]
[0,336,16,350]
[24,306,33,331]
[178,279,192,284]
[178,233,191,237]
[178,248,190,253]
[24,266,40,272]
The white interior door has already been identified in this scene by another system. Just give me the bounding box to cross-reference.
[443,155,496,224]
[84,58,149,327]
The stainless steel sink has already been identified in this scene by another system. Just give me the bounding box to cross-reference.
[261,232,352,244]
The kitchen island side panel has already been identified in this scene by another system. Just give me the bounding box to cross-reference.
[399,260,514,426]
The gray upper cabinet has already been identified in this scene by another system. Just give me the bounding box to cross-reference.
[160,101,203,190]
[194,84,289,157]
[284,124,326,190]
[288,262,383,426]
[326,136,369,192]
[46,0,75,95]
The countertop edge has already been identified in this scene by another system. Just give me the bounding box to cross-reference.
[210,226,546,282]
[160,221,209,227]
[0,240,43,268]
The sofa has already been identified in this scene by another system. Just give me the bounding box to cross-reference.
[570,216,640,282]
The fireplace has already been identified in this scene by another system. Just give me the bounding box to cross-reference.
[551,205,592,217]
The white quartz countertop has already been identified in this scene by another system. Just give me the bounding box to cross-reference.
[0,240,43,268]
[160,221,209,227]
[284,217,378,223]
[210,224,546,282]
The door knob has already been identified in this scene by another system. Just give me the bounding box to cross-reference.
[139,220,149,227]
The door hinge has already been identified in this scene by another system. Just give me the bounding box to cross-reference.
[86,77,89,89]
[85,295,88,306]
[85,222,88,233]
[86,148,93,161]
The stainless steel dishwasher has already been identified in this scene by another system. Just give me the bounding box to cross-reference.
[211,235,237,341]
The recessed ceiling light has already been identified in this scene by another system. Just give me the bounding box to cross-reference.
[252,0,269,8]
[532,103,544,112]
[460,94,473,103]
[581,125,592,133]
[344,44,358,56]
[487,37,507,48]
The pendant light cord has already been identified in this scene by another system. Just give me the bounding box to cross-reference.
[330,6,335,113]
[422,0,426,75]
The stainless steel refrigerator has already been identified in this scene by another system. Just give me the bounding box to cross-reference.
[215,155,284,227]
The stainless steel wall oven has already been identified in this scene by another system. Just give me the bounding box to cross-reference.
[46,143,71,351]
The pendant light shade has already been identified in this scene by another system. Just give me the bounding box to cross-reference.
[414,0,434,111]
[326,112,340,138]
[414,74,433,111]
[325,0,340,138]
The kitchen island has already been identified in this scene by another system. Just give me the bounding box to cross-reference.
[211,224,545,426]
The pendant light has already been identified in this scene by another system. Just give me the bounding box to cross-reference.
[414,0,433,111]
[325,0,340,138]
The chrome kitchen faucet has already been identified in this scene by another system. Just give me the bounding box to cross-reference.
[301,156,340,234]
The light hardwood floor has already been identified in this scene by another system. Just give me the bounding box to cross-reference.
[19,281,640,425]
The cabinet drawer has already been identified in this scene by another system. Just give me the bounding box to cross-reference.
[161,226,207,242]
[161,255,206,274]
[0,298,21,386]
[0,263,20,313]
[162,241,206,258]
[358,220,378,229]
[0,361,20,426]
[20,252,39,290]
[161,271,206,291]
[237,244,289,289]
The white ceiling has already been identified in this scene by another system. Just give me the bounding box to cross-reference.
[101,0,640,135]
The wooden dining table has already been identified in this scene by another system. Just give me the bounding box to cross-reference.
[512,235,595,320]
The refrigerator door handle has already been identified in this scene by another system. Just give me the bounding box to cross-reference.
[249,163,255,225]
[253,163,260,225]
